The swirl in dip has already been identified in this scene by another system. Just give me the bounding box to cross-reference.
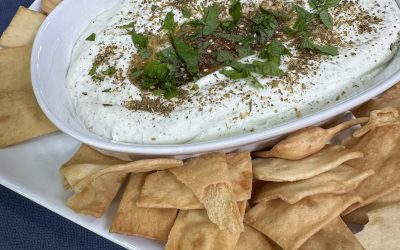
[67,0,400,144]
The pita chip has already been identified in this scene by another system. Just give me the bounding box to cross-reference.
[0,46,57,147]
[170,153,243,235]
[244,193,362,250]
[353,83,400,117]
[343,188,400,225]
[300,218,364,250]
[355,204,400,250]
[253,145,363,182]
[234,225,276,250]
[137,151,252,209]
[343,125,400,214]
[41,0,62,14]
[253,165,374,204]
[110,173,177,242]
[353,108,400,138]
[0,7,46,47]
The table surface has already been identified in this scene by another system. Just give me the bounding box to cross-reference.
[0,1,123,249]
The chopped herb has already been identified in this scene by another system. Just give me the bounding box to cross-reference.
[172,36,200,74]
[151,4,158,11]
[237,45,253,58]
[102,88,112,93]
[85,33,96,41]
[117,22,135,29]
[229,0,242,25]
[132,32,148,50]
[139,48,152,59]
[216,50,236,63]
[182,7,191,18]
[163,11,177,32]
[215,32,245,42]
[202,5,220,35]
[102,67,117,76]
[319,9,333,29]
[260,40,291,64]
[251,9,278,43]
[102,104,112,107]
[88,63,98,76]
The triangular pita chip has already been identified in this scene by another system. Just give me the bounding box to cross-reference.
[0,7,46,47]
[253,145,363,182]
[355,204,400,250]
[137,151,252,209]
[110,173,177,242]
[170,153,243,234]
[234,225,276,250]
[343,125,400,214]
[244,193,362,250]
[0,46,57,148]
[253,165,374,204]
[299,218,364,250]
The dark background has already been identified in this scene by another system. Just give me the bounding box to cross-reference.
[0,1,123,249]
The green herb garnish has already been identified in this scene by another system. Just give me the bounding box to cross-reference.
[85,33,96,41]
[163,11,177,32]
[229,0,242,25]
[202,5,220,35]
[182,7,191,18]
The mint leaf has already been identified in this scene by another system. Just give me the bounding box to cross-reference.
[251,9,278,43]
[139,48,152,59]
[229,0,242,25]
[132,32,148,49]
[252,61,283,77]
[172,37,200,74]
[182,7,191,18]
[88,63,98,76]
[260,40,290,64]
[221,68,250,79]
[102,67,116,76]
[216,50,236,63]
[215,32,245,42]
[293,5,314,32]
[308,0,324,9]
[237,45,253,58]
[117,22,136,29]
[313,44,339,56]
[324,0,341,8]
[319,9,333,29]
[163,11,177,32]
[202,5,220,35]
[159,46,181,65]
[85,33,96,41]
[143,61,170,80]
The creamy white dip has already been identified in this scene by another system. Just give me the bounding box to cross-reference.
[67,0,400,144]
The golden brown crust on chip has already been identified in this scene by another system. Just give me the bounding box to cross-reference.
[252,165,374,204]
[0,46,57,148]
[0,7,46,47]
[110,173,177,241]
[252,145,364,182]
[234,225,276,250]
[227,152,252,201]
[170,153,244,234]
[244,193,362,250]
[41,0,62,14]
[299,218,365,250]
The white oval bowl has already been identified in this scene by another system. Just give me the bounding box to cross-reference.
[31,0,400,159]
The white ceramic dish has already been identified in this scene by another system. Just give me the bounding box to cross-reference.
[31,0,400,159]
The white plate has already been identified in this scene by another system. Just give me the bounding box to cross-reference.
[0,1,163,249]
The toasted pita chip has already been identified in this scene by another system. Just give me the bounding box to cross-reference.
[67,171,127,217]
[299,218,364,250]
[253,165,374,204]
[343,125,400,214]
[60,144,127,189]
[137,170,202,209]
[353,108,400,137]
[253,118,368,160]
[110,173,177,241]
[74,158,183,193]
[244,193,362,250]
[137,152,252,209]
[343,188,400,225]
[170,153,243,235]
[235,225,276,250]
[355,204,400,250]
[353,83,400,117]
[0,46,57,148]
[41,0,62,14]
[0,7,46,47]
[165,209,237,250]
[253,145,363,182]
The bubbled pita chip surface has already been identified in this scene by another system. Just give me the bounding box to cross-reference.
[169,152,243,235]
[252,145,363,182]
[110,173,177,242]
[0,7,46,47]
[0,46,57,148]
[252,165,374,204]
[244,193,362,250]
[299,218,364,250]
[137,151,252,209]
[355,203,400,250]
[343,125,400,214]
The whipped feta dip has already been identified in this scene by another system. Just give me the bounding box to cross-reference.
[67,0,400,144]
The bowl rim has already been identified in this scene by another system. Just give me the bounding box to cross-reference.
[31,0,400,155]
